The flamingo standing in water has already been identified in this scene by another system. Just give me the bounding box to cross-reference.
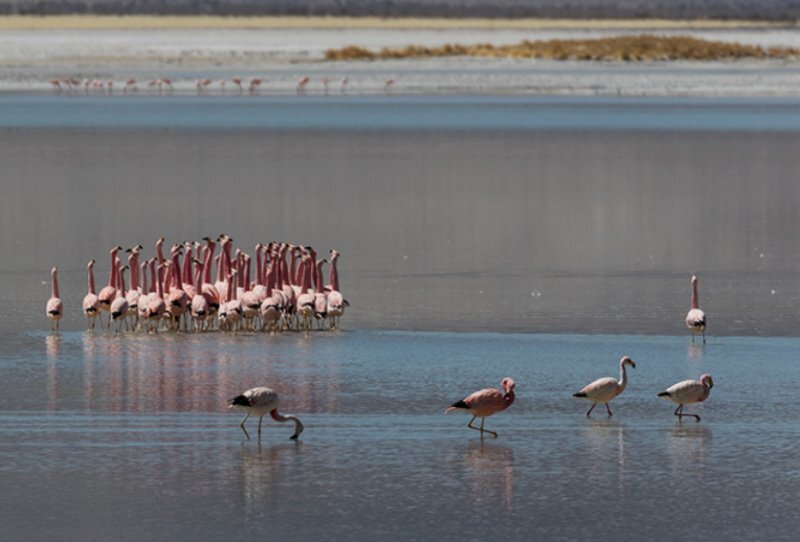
[658,374,714,422]
[231,77,243,92]
[573,356,636,417]
[446,378,516,438]
[686,275,706,343]
[46,266,64,331]
[297,76,310,92]
[326,249,348,329]
[230,387,304,441]
[248,78,263,93]
[82,259,99,329]
[97,246,122,326]
[110,266,130,333]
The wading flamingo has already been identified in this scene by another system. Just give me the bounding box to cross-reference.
[573,356,636,417]
[297,76,310,92]
[46,266,63,331]
[446,378,516,438]
[97,246,122,320]
[686,275,706,343]
[230,387,304,441]
[82,259,99,330]
[110,265,130,333]
[658,374,714,422]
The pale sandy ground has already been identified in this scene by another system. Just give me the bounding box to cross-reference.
[3,16,800,95]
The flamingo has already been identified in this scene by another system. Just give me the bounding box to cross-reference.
[82,259,99,330]
[326,249,348,329]
[46,266,63,331]
[248,78,263,93]
[110,265,130,333]
[229,387,304,441]
[231,77,243,92]
[48,79,62,93]
[295,253,316,332]
[123,78,137,92]
[145,261,167,332]
[97,246,122,324]
[190,264,210,331]
[686,275,706,343]
[573,356,636,417]
[297,76,310,92]
[384,78,395,91]
[658,374,714,422]
[340,76,349,92]
[446,378,516,438]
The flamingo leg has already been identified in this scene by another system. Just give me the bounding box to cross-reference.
[702,330,706,344]
[239,413,251,440]
[257,415,264,436]
[605,402,613,417]
[586,403,597,417]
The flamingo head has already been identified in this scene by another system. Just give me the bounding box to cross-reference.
[700,374,714,389]
[501,378,516,394]
[691,275,698,284]
[621,356,636,369]
[88,259,95,268]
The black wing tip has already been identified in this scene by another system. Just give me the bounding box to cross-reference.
[657,392,670,397]
[230,395,251,407]
[450,399,469,409]
[573,392,587,398]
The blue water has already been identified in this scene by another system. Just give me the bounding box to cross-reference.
[3,95,800,131]
[1,330,798,540]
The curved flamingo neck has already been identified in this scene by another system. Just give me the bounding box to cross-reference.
[270,409,304,436]
[619,362,629,391]
[503,389,515,408]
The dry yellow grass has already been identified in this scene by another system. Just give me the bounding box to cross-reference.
[326,35,800,61]
[0,15,792,31]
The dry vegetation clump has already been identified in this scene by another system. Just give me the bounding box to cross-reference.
[325,35,800,61]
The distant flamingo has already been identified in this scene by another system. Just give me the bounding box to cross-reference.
[686,275,706,343]
[82,259,99,330]
[658,374,714,422]
[46,266,63,331]
[231,77,243,92]
[573,356,636,417]
[340,76,349,92]
[384,79,395,91]
[229,387,304,440]
[249,78,263,93]
[297,76,310,92]
[161,78,174,91]
[123,78,137,92]
[446,378,516,438]
[48,79,62,93]
[326,249,348,329]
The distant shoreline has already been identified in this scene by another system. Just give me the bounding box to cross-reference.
[0,15,794,31]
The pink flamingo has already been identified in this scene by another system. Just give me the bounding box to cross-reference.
[82,259,99,330]
[110,265,130,333]
[137,259,152,323]
[166,248,189,331]
[145,261,167,332]
[240,255,261,331]
[446,378,516,438]
[190,263,210,331]
[231,77,243,92]
[297,76,310,92]
[125,249,142,328]
[295,252,316,332]
[123,78,137,92]
[248,78,263,93]
[49,79,62,93]
[161,78,174,91]
[326,249,348,329]
[573,356,636,417]
[658,374,714,422]
[46,266,64,331]
[97,246,122,324]
[686,275,706,343]
[230,387,304,440]
[314,258,328,328]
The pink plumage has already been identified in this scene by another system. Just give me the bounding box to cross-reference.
[658,374,714,422]
[446,378,516,438]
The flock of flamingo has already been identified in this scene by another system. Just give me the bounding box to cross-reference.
[48,76,396,94]
[46,247,713,438]
[46,235,348,334]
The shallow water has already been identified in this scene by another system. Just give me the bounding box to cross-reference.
[3,96,800,335]
[1,330,798,540]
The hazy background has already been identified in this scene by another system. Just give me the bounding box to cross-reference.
[4,0,800,19]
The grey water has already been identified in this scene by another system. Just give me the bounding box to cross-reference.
[2,95,800,540]
[1,330,799,540]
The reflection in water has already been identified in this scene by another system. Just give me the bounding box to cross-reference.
[667,424,712,467]
[69,334,343,416]
[582,420,628,497]
[463,441,515,514]
[45,334,61,410]
[687,343,705,360]
[240,442,302,524]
